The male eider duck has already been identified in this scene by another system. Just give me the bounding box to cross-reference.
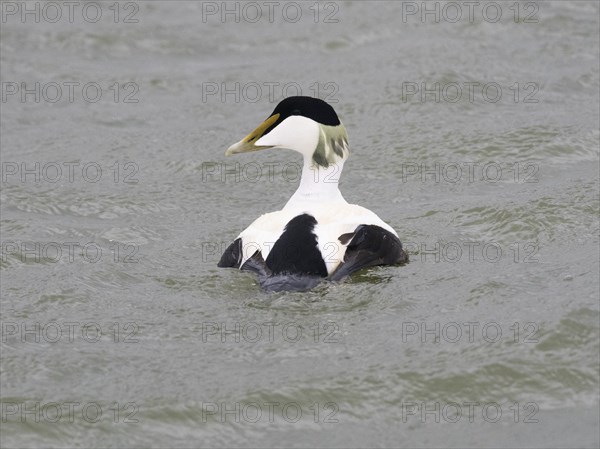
[218,96,408,291]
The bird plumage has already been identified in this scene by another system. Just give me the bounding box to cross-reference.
[218,96,407,291]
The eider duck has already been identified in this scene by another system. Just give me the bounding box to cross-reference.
[218,96,408,291]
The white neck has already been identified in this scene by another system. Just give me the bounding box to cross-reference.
[283,156,347,209]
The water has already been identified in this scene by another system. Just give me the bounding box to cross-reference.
[1,1,599,447]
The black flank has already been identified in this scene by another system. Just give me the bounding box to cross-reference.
[217,238,243,268]
[265,214,328,277]
[330,225,408,281]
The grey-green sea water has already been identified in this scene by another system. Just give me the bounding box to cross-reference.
[1,1,599,447]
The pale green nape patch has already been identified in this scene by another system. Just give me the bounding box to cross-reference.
[312,123,349,168]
